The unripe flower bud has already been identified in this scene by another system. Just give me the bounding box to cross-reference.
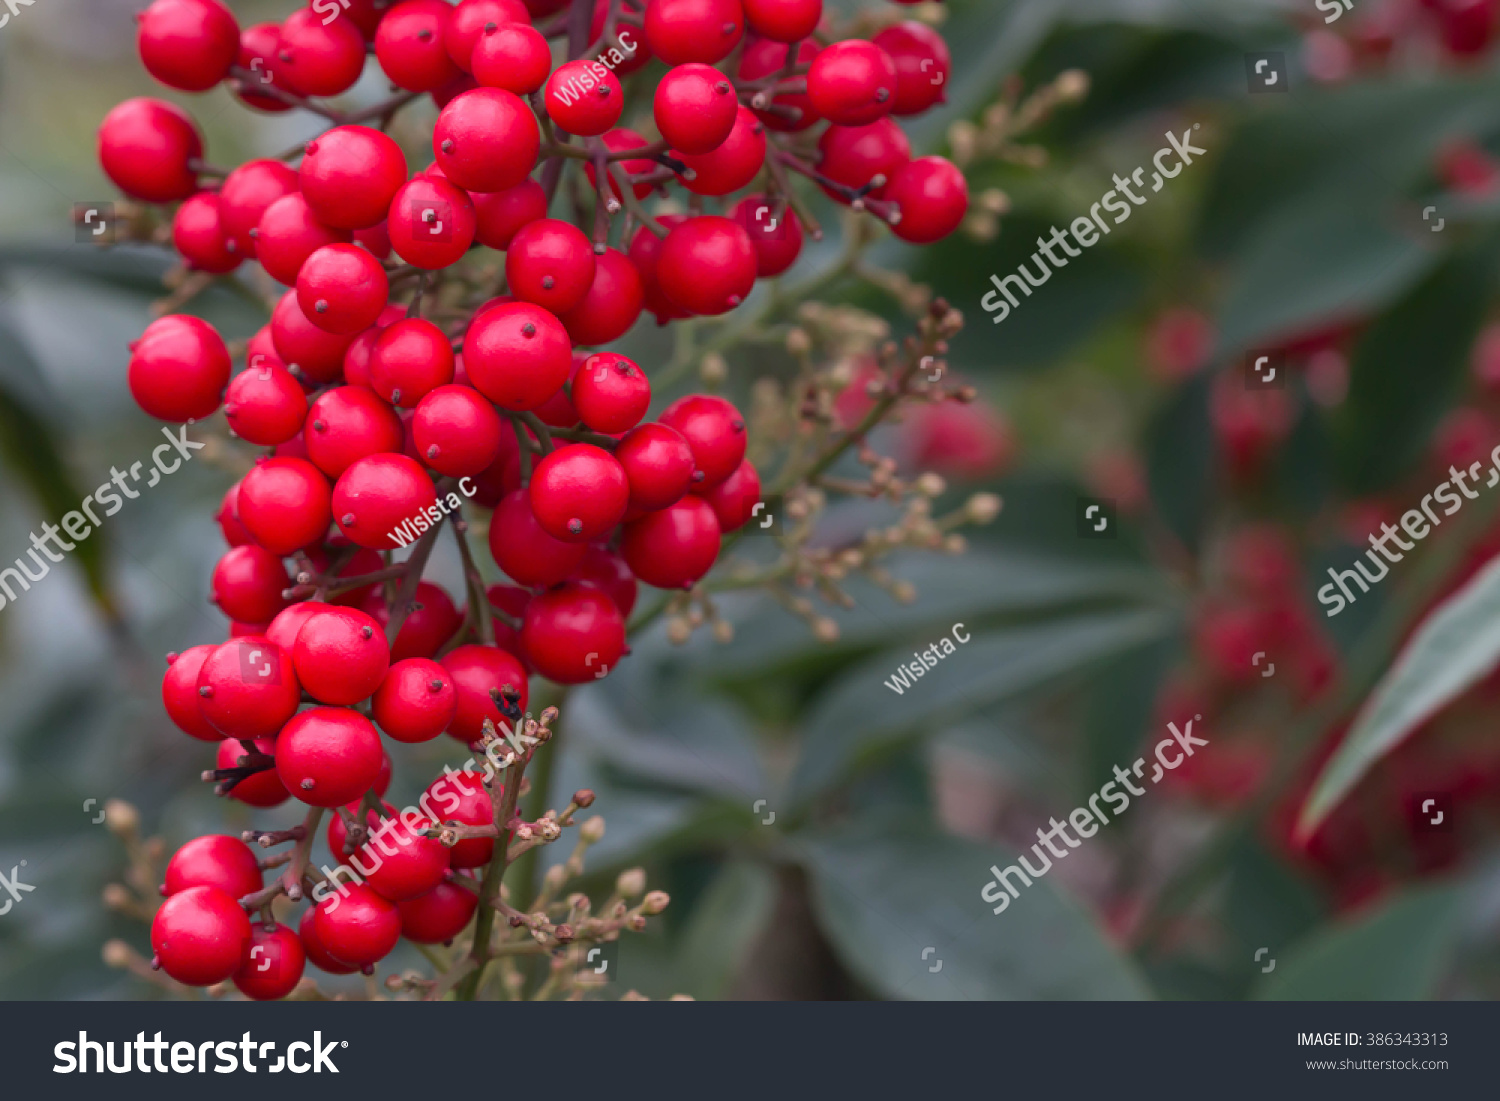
[916,473,946,498]
[573,789,596,808]
[544,865,567,891]
[786,328,812,356]
[712,619,734,644]
[641,890,670,915]
[616,867,647,898]
[102,940,133,969]
[891,580,917,604]
[700,352,728,386]
[966,493,1003,524]
[813,617,840,643]
[104,799,139,840]
[102,883,132,911]
[1056,69,1090,102]
[580,816,606,843]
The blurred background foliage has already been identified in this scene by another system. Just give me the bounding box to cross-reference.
[9,0,1500,1001]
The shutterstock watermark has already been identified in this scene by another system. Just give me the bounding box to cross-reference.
[0,426,202,614]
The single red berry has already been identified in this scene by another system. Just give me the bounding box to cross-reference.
[742,0,821,42]
[136,0,240,92]
[163,644,220,741]
[698,458,762,531]
[645,0,745,64]
[573,544,638,617]
[389,176,478,270]
[300,126,410,230]
[885,155,968,243]
[225,361,307,447]
[365,582,463,661]
[558,247,645,346]
[172,192,241,274]
[520,582,626,683]
[739,37,821,131]
[210,546,291,624]
[298,906,358,975]
[872,21,950,116]
[98,97,202,202]
[165,835,262,900]
[472,177,548,250]
[151,885,250,987]
[217,735,290,807]
[255,193,352,287]
[433,87,540,193]
[506,218,597,315]
[676,105,767,195]
[376,0,461,91]
[730,193,804,276]
[622,495,722,589]
[217,482,252,547]
[546,59,624,137]
[470,20,552,93]
[297,243,390,336]
[342,304,407,386]
[196,637,300,738]
[372,657,458,742]
[654,63,740,154]
[304,386,406,479]
[817,118,910,199]
[271,290,359,384]
[806,39,898,126]
[333,453,440,550]
[422,770,499,868]
[128,315,230,423]
[615,422,696,511]
[233,22,295,113]
[572,353,650,433]
[628,214,693,323]
[529,444,630,542]
[464,301,573,410]
[399,882,479,943]
[368,319,456,407]
[440,644,530,744]
[266,600,325,653]
[238,456,334,554]
[353,813,451,901]
[657,216,757,316]
[278,7,368,97]
[412,384,504,475]
[233,922,305,1001]
[583,129,658,201]
[219,158,300,258]
[276,706,384,807]
[293,607,391,705]
[488,489,587,586]
[311,882,401,967]
[659,394,748,489]
[355,221,394,260]
[445,0,532,70]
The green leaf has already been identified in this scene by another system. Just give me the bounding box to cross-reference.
[1255,883,1464,1000]
[798,823,1152,1000]
[788,607,1174,806]
[1298,553,1500,836]
[670,861,778,1000]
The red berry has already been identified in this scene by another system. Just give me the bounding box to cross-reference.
[253,193,349,286]
[389,176,478,270]
[196,637,300,738]
[342,305,407,386]
[210,546,290,624]
[422,770,497,867]
[294,607,391,705]
[238,456,333,554]
[128,315,230,422]
[467,430,525,506]
[219,158,300,258]
[817,118,910,199]
[172,192,241,274]
[433,87,541,193]
[583,129,658,201]
[521,582,626,683]
[464,301,573,410]
[353,813,451,901]
[151,885,250,986]
[676,105,766,195]
[137,0,239,92]
[572,353,650,433]
[657,216,757,317]
[299,906,358,975]
[372,657,458,742]
[558,247,645,346]
[659,394,747,490]
[98,97,202,202]
[615,422,696,510]
[471,21,552,92]
[886,155,968,243]
[311,882,401,967]
[412,384,504,476]
[217,482,252,547]
[233,22,295,113]
[622,495,722,589]
[277,706,384,807]
[546,59,624,137]
[300,126,410,230]
[730,193,803,276]
[506,218,597,315]
[225,361,307,446]
[529,444,630,542]
[446,0,533,69]
[305,386,406,479]
[654,63,738,154]
[165,834,262,900]
[279,7,367,97]
[872,21,950,116]
[399,882,478,943]
[807,39,898,126]
[488,489,588,586]
[742,0,821,42]
[376,0,461,91]
[472,177,548,250]
[233,921,305,1001]
[369,319,456,407]
[366,581,463,660]
[217,735,289,807]
[297,243,391,336]
[699,458,762,531]
[440,644,530,743]
[333,453,440,550]
[573,544,638,617]
[628,214,693,323]
[163,645,220,741]
[739,37,821,131]
[268,602,325,652]
[645,0,745,64]
[271,290,358,383]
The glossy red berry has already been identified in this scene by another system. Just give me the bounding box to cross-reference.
[369,319,456,407]
[699,457,761,531]
[657,216,757,316]
[362,581,463,661]
[440,644,530,743]
[217,735,290,807]
[343,305,407,386]
[529,444,630,542]
[353,813,451,901]
[621,495,722,589]
[196,637,300,738]
[151,885,251,987]
[312,882,401,967]
[233,922,305,1001]
[163,645,220,741]
[659,394,748,489]
[506,218,597,315]
[488,489,588,587]
[558,247,645,346]
[165,834,262,900]
[278,7,368,97]
[433,87,540,193]
[137,0,239,92]
[742,0,821,42]
[297,243,390,336]
[412,384,504,476]
[399,882,479,943]
[219,158,300,258]
[806,39,898,126]
[740,37,820,131]
[676,105,766,195]
[210,546,290,624]
[238,456,333,554]
[217,482,252,547]
[225,362,308,446]
[376,0,461,91]
[306,387,406,479]
[464,301,573,410]
[573,545,638,617]
[520,582,626,683]
[298,906,358,975]
[546,59,624,137]
[730,193,804,276]
[872,21,950,116]
[645,0,745,64]
[293,607,390,705]
[615,422,696,511]
[172,192,241,274]
[333,453,440,550]
[886,155,968,243]
[472,177,548,250]
[233,22,295,113]
[571,353,650,433]
[445,0,533,70]
[270,290,358,383]
[423,770,497,867]
[817,118,910,199]
[654,63,739,154]
[128,315,230,423]
[628,214,693,323]
[372,657,458,742]
[389,176,479,270]
[98,97,202,202]
[276,706,384,807]
[300,126,410,230]
[470,21,551,93]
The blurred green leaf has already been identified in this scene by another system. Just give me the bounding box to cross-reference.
[670,860,778,1000]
